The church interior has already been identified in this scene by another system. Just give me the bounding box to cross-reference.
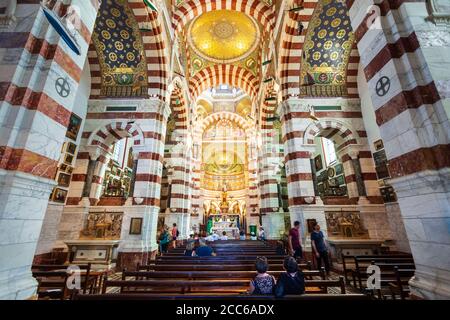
[0,0,449,301]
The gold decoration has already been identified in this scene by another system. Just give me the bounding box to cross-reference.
[188,10,260,63]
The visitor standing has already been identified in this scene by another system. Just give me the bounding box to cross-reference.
[288,221,303,259]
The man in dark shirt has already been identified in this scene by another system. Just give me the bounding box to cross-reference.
[310,222,330,274]
[288,221,303,259]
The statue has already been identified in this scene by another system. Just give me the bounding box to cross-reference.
[232,202,240,215]
[219,184,230,214]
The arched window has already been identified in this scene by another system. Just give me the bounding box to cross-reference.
[322,137,337,166]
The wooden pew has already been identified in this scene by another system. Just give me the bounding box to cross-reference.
[137,262,312,272]
[388,267,415,300]
[352,258,415,290]
[341,253,413,283]
[100,276,347,295]
[73,293,370,300]
[151,259,298,266]
[32,263,97,299]
[122,269,326,281]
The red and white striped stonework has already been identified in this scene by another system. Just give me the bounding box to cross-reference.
[89,0,169,101]
[304,118,380,203]
[162,86,192,220]
[0,0,100,299]
[279,0,318,100]
[172,0,275,36]
[280,101,315,207]
[189,65,260,103]
[279,0,360,100]
[347,0,450,298]
[258,88,282,216]
[66,121,145,206]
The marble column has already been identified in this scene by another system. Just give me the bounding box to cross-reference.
[117,101,170,269]
[348,0,450,299]
[0,0,99,299]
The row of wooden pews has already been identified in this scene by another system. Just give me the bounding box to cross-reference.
[73,240,369,300]
[341,253,415,299]
[31,263,100,299]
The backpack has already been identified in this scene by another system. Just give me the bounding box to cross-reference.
[176,229,180,237]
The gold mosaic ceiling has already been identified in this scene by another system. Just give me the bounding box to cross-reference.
[300,0,355,97]
[188,10,260,63]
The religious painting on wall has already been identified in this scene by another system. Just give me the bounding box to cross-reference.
[64,154,74,165]
[327,167,335,178]
[66,142,77,155]
[373,149,390,179]
[52,188,68,203]
[57,173,71,187]
[314,154,323,171]
[129,218,143,235]
[374,139,384,151]
[66,113,82,141]
[380,186,397,203]
[336,174,345,186]
[335,163,343,175]
[307,219,317,233]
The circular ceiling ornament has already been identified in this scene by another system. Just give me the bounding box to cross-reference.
[188,10,260,63]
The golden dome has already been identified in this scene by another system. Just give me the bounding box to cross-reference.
[188,10,260,63]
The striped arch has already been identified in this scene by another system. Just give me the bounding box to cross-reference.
[88,121,145,154]
[189,65,259,102]
[128,0,169,100]
[304,120,357,151]
[279,0,319,101]
[172,0,276,36]
[89,0,169,100]
[200,111,252,134]
[169,80,189,131]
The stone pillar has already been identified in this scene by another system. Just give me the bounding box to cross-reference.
[348,1,450,299]
[0,0,99,299]
[280,99,318,244]
[88,154,109,205]
[258,134,283,239]
[117,101,170,269]
[65,152,92,205]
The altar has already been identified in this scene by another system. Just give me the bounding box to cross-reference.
[65,240,120,271]
[211,219,240,238]
[205,184,244,239]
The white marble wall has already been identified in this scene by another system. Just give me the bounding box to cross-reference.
[35,204,64,255]
[0,171,55,299]
[406,2,450,118]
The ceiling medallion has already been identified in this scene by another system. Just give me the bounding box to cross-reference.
[188,10,260,63]
[213,21,235,39]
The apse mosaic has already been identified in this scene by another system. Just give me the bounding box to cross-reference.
[300,0,355,97]
[92,0,147,97]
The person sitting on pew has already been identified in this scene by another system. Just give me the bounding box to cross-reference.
[194,238,216,257]
[205,231,219,242]
[219,231,228,240]
[184,234,195,256]
[249,257,276,295]
[274,256,305,297]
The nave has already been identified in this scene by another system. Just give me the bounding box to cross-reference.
[30,239,415,301]
[0,0,449,301]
